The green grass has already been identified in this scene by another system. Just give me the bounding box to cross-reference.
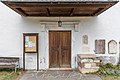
[96,63,120,80]
[0,69,22,80]
[100,75,120,80]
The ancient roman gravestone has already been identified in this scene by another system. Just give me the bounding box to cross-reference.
[108,40,117,54]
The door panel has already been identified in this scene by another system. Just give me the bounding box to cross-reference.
[49,32,60,68]
[49,31,71,68]
[60,32,71,68]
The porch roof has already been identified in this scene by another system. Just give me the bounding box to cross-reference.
[1,0,119,17]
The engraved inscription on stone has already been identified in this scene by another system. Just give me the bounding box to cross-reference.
[82,35,88,45]
[108,40,117,54]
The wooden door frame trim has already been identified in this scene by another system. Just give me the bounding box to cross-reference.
[49,30,72,68]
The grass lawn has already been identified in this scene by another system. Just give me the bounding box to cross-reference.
[100,75,120,80]
[0,69,23,80]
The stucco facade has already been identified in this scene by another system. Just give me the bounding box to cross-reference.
[0,1,120,70]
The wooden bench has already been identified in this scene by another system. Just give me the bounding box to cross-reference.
[0,57,19,72]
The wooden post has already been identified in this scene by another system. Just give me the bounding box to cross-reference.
[23,34,25,71]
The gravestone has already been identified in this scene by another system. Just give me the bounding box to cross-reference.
[108,40,117,54]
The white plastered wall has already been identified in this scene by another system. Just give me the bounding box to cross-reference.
[0,1,120,70]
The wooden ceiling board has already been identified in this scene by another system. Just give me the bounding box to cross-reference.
[1,1,119,17]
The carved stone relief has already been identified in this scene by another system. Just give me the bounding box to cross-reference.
[82,35,88,45]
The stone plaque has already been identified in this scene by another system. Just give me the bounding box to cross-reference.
[82,35,88,44]
[108,40,117,54]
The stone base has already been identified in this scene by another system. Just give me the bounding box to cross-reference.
[78,66,99,74]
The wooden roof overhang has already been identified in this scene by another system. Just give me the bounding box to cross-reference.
[1,1,119,17]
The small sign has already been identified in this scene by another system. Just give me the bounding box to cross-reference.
[25,36,29,42]
[28,41,33,47]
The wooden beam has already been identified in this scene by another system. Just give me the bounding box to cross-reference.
[21,6,98,11]
[46,8,51,16]
[69,8,74,16]
[91,8,103,16]
[93,4,114,16]
[15,8,28,16]
[6,2,113,8]
[26,14,93,17]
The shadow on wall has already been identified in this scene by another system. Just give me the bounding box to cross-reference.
[80,17,99,29]
[99,56,118,65]
[21,17,98,23]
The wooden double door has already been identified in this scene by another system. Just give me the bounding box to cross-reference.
[49,31,71,68]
